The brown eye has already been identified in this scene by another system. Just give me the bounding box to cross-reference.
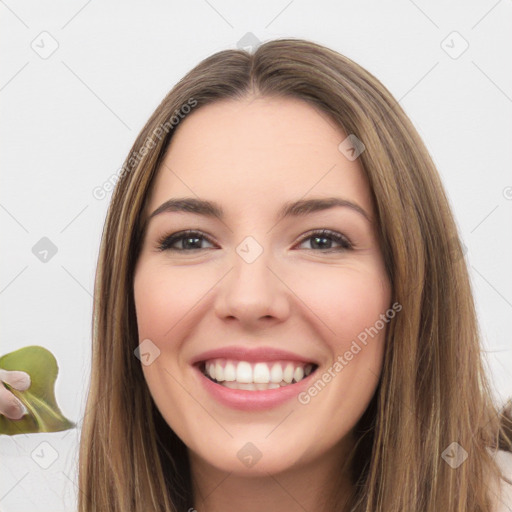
[296,229,352,251]
[157,230,216,251]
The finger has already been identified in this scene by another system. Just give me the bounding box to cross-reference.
[0,369,31,391]
[0,384,27,420]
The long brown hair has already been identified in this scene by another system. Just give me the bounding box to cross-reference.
[78,38,512,511]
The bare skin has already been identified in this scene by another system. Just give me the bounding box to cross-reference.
[134,95,391,511]
[0,369,30,419]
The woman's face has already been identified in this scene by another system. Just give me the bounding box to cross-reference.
[134,95,391,476]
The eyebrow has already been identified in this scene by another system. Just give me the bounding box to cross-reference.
[148,196,371,223]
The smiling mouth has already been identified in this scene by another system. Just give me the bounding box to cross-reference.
[199,359,318,391]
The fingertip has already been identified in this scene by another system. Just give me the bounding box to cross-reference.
[18,400,28,416]
[19,372,31,391]
[3,371,31,391]
[1,399,27,420]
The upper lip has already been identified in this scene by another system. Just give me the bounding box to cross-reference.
[190,346,318,366]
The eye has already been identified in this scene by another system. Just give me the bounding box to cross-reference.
[295,229,352,252]
[156,230,216,252]
[156,228,353,253]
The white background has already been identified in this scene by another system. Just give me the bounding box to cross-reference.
[1,1,511,510]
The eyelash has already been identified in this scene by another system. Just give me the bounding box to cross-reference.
[156,229,353,253]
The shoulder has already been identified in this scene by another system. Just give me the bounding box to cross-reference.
[490,449,512,512]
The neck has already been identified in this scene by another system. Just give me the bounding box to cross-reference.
[189,438,355,512]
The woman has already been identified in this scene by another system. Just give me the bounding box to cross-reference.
[75,38,511,511]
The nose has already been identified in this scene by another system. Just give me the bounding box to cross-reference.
[214,247,291,328]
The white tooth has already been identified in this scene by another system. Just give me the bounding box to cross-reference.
[215,361,224,382]
[236,361,252,383]
[224,361,236,382]
[220,380,284,390]
[207,362,216,380]
[304,364,313,376]
[293,366,304,382]
[222,381,238,389]
[283,363,294,383]
[253,363,270,383]
[238,382,256,390]
[270,363,283,383]
[279,381,288,387]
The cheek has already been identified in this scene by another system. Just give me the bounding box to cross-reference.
[291,264,391,345]
[293,268,390,435]
[340,272,390,341]
[133,263,204,433]
[133,263,212,339]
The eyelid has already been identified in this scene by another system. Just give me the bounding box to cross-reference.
[156,228,353,253]
[156,229,217,252]
[294,229,353,250]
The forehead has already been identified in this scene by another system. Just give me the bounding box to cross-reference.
[147,96,373,218]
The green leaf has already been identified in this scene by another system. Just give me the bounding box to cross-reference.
[0,345,75,435]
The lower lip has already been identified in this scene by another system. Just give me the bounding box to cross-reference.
[194,366,316,411]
